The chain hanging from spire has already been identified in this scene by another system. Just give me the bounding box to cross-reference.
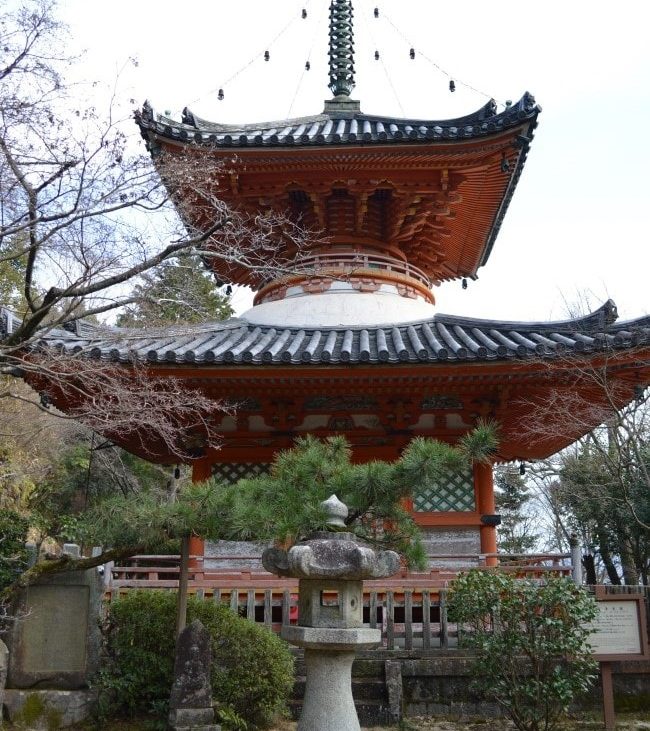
[328,0,355,97]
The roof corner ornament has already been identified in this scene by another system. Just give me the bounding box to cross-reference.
[604,299,618,326]
[328,0,355,98]
[523,91,537,111]
[140,99,154,122]
[181,106,196,127]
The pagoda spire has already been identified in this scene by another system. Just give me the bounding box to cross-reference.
[328,0,355,98]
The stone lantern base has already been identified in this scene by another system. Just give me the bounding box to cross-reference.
[282,626,381,731]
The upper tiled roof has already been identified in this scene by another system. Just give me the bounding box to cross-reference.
[135,93,539,149]
[6,301,649,368]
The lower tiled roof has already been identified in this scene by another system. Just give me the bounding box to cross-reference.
[6,300,649,367]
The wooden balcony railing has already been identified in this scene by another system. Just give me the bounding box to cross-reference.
[106,552,576,650]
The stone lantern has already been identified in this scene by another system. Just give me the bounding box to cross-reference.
[262,495,400,731]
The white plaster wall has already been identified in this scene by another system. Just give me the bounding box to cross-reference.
[241,290,436,328]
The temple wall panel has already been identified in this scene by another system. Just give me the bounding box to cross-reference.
[247,416,273,432]
[204,539,268,572]
[420,527,481,570]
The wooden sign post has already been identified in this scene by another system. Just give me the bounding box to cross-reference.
[588,588,650,730]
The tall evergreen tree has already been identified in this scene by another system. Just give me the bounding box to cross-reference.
[117,255,232,327]
[495,465,539,554]
[554,438,650,585]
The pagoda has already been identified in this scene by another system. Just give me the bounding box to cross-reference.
[10,0,650,571]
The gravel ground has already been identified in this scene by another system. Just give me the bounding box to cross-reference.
[66,714,650,730]
[270,718,650,730]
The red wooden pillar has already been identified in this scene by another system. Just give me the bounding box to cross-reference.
[189,459,211,578]
[475,462,498,567]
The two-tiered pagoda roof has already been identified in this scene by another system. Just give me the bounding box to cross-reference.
[10,0,648,467]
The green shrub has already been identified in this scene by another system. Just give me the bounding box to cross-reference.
[448,570,598,731]
[100,590,294,729]
[0,509,29,590]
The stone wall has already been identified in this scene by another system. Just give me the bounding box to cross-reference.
[3,689,97,729]
[401,656,650,718]
[420,527,481,571]
[341,652,650,723]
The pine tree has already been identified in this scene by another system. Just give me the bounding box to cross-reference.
[495,465,539,554]
[117,256,232,327]
[200,425,498,569]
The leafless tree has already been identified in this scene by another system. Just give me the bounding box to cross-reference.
[0,1,321,609]
[4,350,230,460]
[0,0,311,457]
[514,326,650,584]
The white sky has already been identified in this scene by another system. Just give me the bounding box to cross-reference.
[59,0,650,323]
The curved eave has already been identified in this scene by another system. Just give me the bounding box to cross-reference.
[21,301,650,369]
[480,125,533,267]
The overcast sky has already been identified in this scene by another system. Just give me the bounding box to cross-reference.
[59,0,650,323]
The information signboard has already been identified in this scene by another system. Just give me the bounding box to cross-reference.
[588,599,643,657]
[589,590,649,662]
[588,589,649,731]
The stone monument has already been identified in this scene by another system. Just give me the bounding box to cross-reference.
[7,544,103,690]
[168,619,220,731]
[0,638,8,716]
[262,495,400,731]
[4,544,104,728]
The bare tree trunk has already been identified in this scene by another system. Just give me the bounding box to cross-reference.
[583,554,597,585]
[619,538,638,586]
[176,534,190,638]
[599,543,622,585]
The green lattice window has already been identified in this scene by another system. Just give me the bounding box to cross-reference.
[413,465,475,512]
[211,463,270,485]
